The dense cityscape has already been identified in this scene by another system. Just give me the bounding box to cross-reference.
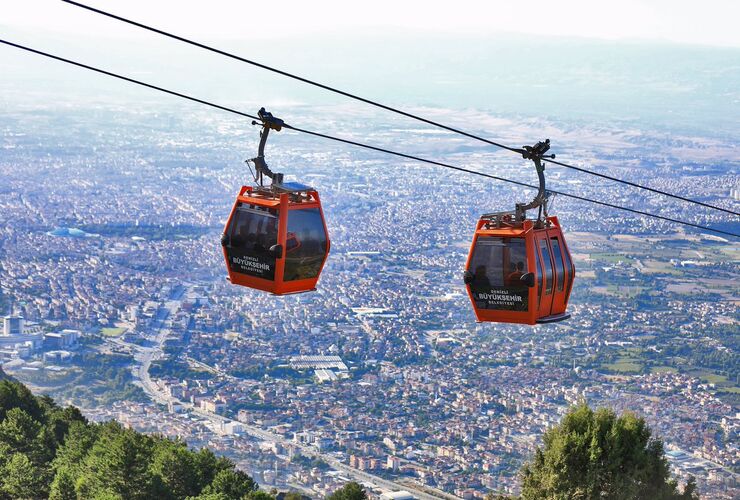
[0,101,737,498]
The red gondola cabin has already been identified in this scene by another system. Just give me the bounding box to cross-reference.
[463,139,575,324]
[222,185,329,295]
[221,108,330,295]
[464,215,574,324]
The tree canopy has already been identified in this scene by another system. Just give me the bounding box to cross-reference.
[0,379,260,499]
[0,377,702,500]
[520,403,698,500]
[326,481,368,500]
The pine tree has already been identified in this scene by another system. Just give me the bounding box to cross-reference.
[0,380,42,421]
[520,404,698,500]
[48,466,77,500]
[248,491,276,500]
[187,493,229,500]
[1,452,48,499]
[76,423,159,499]
[0,407,41,456]
[51,420,98,477]
[326,482,368,500]
[192,447,224,489]
[45,404,86,446]
[0,379,264,499]
[149,439,200,499]
[201,468,258,498]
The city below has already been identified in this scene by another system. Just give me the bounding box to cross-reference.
[0,101,737,498]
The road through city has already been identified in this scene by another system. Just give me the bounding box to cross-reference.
[126,286,453,500]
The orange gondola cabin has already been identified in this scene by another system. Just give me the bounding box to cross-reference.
[221,108,330,295]
[464,140,575,324]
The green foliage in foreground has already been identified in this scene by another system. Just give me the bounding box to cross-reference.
[519,404,698,500]
[0,376,704,500]
[326,482,367,500]
[0,379,261,499]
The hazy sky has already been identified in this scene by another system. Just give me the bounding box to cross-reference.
[3,0,739,138]
[3,0,740,47]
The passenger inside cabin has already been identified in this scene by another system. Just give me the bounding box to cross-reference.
[472,265,491,292]
[506,261,525,285]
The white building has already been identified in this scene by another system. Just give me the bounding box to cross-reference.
[3,315,23,336]
[380,491,415,500]
[43,330,80,349]
[220,421,243,435]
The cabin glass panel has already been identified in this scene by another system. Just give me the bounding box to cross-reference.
[539,239,554,295]
[226,205,278,280]
[551,237,566,292]
[284,208,328,281]
[536,248,544,309]
[468,237,529,311]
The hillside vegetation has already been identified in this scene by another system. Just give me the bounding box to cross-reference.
[0,379,258,499]
[519,404,698,500]
[0,374,700,500]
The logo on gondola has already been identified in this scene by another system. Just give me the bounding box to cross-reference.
[477,292,523,302]
[232,255,271,272]
[230,254,275,280]
[475,288,528,311]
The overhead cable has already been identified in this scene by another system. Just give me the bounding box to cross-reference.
[1,39,737,239]
[61,0,740,218]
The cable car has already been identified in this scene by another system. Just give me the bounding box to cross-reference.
[221,108,330,295]
[463,140,575,324]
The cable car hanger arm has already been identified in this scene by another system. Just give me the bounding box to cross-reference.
[513,139,556,221]
[482,139,556,225]
[249,107,285,186]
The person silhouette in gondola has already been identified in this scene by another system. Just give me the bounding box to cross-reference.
[472,265,491,293]
[255,219,278,255]
[506,261,525,285]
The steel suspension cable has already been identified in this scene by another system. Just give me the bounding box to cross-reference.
[60,0,740,218]
[1,38,737,239]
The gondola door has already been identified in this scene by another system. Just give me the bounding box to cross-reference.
[547,229,568,316]
[535,233,555,318]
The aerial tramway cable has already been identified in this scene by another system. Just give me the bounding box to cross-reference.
[1,38,738,239]
[60,0,740,219]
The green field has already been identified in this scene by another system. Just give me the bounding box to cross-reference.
[650,366,678,374]
[600,348,647,374]
[602,285,646,298]
[100,327,126,337]
[702,373,728,384]
[641,260,683,275]
[603,361,643,373]
[686,369,735,387]
[717,386,740,394]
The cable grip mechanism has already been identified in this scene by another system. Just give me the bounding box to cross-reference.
[247,107,285,187]
[514,139,556,224]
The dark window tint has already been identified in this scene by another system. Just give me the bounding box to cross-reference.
[283,208,328,282]
[225,205,278,280]
[551,237,565,292]
[469,237,528,287]
[539,239,554,295]
[536,248,544,309]
[468,237,528,311]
